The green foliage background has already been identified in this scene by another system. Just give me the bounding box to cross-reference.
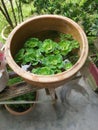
[0,0,98,51]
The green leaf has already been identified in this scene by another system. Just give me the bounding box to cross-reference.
[32,67,54,75]
[54,69,62,74]
[31,60,39,66]
[40,39,58,54]
[71,40,79,48]
[57,62,65,69]
[15,49,25,63]
[59,39,79,56]
[60,34,73,41]
[54,49,60,54]
[58,40,71,56]
[24,38,42,48]
[42,54,63,66]
[23,49,43,65]
[22,49,36,64]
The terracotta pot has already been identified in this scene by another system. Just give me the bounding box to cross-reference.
[1,25,12,40]
[5,15,88,88]
[4,91,38,116]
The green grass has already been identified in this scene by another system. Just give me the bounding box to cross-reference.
[8,77,23,86]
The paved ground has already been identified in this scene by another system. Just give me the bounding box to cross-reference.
[0,78,98,130]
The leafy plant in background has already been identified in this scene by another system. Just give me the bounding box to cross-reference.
[0,0,14,28]
[15,0,23,23]
[0,0,98,44]
[0,0,23,29]
[33,0,98,37]
[0,0,97,53]
[33,0,98,54]
[20,0,31,4]
[15,34,79,75]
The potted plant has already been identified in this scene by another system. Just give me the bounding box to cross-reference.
[4,91,38,116]
[5,15,88,88]
[4,75,38,116]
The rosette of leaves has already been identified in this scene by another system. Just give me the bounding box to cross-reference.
[32,54,64,75]
[24,38,42,48]
[40,39,58,54]
[60,34,73,41]
[58,40,79,56]
[23,49,43,65]
[32,67,54,75]
[15,49,25,63]
[32,54,73,75]
[15,34,79,75]
[41,54,63,68]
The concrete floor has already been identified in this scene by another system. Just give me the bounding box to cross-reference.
[0,78,98,130]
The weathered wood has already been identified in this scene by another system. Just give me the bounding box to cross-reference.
[0,74,82,104]
[0,82,40,101]
[48,88,58,101]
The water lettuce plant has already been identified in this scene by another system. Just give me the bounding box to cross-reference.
[40,39,58,54]
[15,34,79,75]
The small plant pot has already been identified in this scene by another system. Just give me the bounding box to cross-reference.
[4,91,38,116]
[1,25,12,40]
[5,15,88,88]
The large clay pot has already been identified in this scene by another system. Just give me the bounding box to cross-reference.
[5,15,88,88]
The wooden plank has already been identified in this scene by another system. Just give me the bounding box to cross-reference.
[0,72,82,102]
[0,82,40,101]
[0,100,56,105]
